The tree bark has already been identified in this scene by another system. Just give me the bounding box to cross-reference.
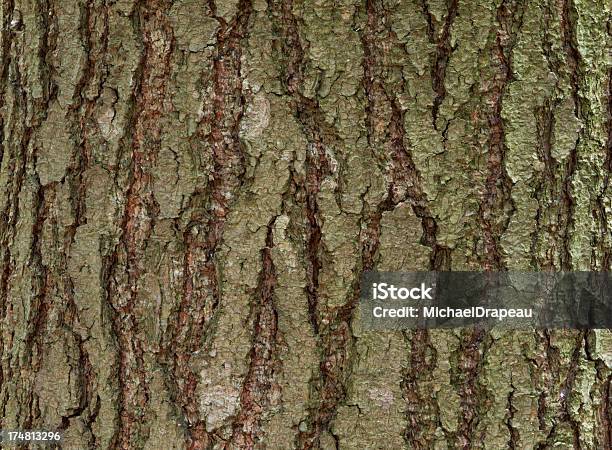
[0,0,610,449]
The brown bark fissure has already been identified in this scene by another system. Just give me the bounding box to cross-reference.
[585,332,612,449]
[104,2,173,448]
[478,0,523,272]
[558,0,584,271]
[362,1,456,448]
[363,0,451,271]
[602,373,612,449]
[269,1,357,448]
[23,182,53,436]
[532,100,559,269]
[229,217,280,448]
[420,0,459,131]
[273,0,333,337]
[533,0,587,271]
[533,329,561,441]
[161,2,253,448]
[596,67,612,269]
[506,382,520,449]
[453,3,525,444]
[360,1,456,447]
[453,328,490,449]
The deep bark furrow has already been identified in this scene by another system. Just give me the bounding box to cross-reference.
[506,384,520,449]
[229,219,280,448]
[560,333,586,447]
[54,1,110,441]
[597,68,612,269]
[273,0,334,337]
[532,101,558,269]
[0,0,52,430]
[603,374,612,448]
[431,0,459,130]
[455,328,489,449]
[162,2,253,448]
[558,0,584,270]
[23,183,52,369]
[0,0,16,169]
[361,1,455,447]
[105,2,173,448]
[478,0,523,272]
[269,2,359,448]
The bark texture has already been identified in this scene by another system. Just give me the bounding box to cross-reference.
[0,0,611,449]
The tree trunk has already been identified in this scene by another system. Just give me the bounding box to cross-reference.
[0,0,610,449]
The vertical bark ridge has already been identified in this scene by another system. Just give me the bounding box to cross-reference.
[272,0,334,337]
[537,332,585,448]
[533,0,588,271]
[0,0,55,430]
[161,2,253,448]
[602,373,612,448]
[0,0,24,417]
[361,0,451,274]
[104,2,174,448]
[22,181,54,433]
[0,0,16,169]
[454,3,525,446]
[506,382,520,448]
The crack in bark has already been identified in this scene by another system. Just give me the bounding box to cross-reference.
[362,0,451,270]
[602,373,612,449]
[23,183,53,371]
[536,331,585,449]
[558,0,584,271]
[533,328,561,439]
[268,2,358,448]
[478,0,523,272]
[454,327,489,449]
[559,332,585,448]
[229,218,280,448]
[272,0,334,338]
[55,2,110,442]
[422,0,460,131]
[532,100,560,269]
[506,382,520,448]
[595,68,612,269]
[160,2,253,448]
[103,2,173,448]
[360,2,453,448]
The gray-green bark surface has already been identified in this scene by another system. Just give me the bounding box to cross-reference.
[0,0,610,449]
